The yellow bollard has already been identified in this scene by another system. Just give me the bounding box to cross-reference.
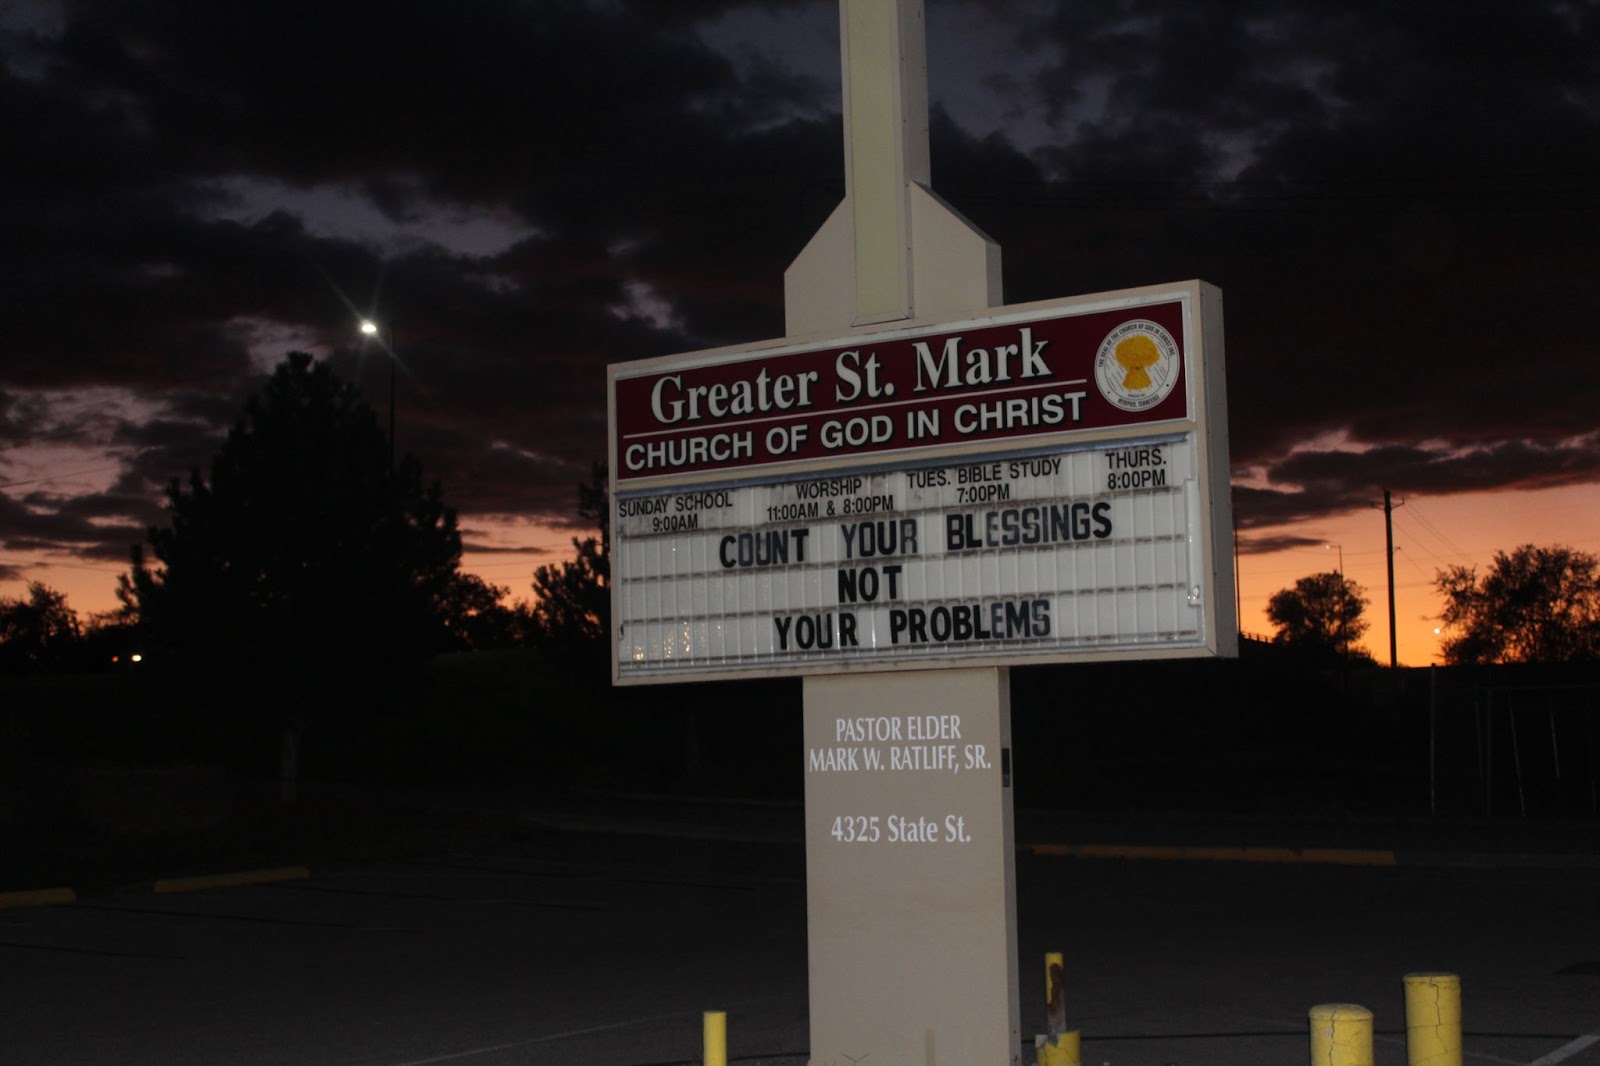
[1310,1004,1374,1066]
[1045,952,1066,1036]
[1036,952,1080,1066]
[1036,1028,1081,1066]
[703,1010,727,1066]
[1404,973,1462,1066]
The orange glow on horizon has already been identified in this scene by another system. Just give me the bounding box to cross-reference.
[0,518,582,620]
[1237,482,1600,666]
[6,482,1597,667]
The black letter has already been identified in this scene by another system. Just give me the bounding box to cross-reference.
[1092,501,1113,539]
[945,514,967,551]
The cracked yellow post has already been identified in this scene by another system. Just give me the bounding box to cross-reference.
[1405,972,1462,1066]
[1309,1003,1374,1066]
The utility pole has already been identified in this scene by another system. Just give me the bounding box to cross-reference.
[1379,488,1401,667]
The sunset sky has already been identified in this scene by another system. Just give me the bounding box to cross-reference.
[3,1,1596,666]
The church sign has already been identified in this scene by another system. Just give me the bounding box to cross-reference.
[607,281,1235,683]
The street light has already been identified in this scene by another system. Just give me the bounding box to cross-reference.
[1327,543,1347,661]
[359,318,395,470]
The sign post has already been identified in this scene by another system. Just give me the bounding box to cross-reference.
[802,668,1017,1065]
[607,3,1233,1063]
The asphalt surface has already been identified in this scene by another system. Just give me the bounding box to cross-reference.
[4,789,1599,1066]
[409,784,1600,868]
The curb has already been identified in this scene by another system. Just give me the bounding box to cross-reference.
[0,866,312,910]
[1393,850,1600,870]
[1024,843,1600,869]
[1025,843,1398,867]
[153,866,311,894]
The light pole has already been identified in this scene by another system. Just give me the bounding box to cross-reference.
[1327,543,1347,660]
[359,318,395,471]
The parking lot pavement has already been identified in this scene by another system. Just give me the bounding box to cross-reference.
[4,805,1599,1066]
[0,829,810,1065]
[385,784,1600,868]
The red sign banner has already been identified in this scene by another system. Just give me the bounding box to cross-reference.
[612,297,1189,483]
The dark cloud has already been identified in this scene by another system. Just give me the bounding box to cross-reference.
[616,0,825,24]
[0,479,143,562]
[1235,531,1332,557]
[1267,436,1600,500]
[949,0,1600,498]
[2,0,1597,603]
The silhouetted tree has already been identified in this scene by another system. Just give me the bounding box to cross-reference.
[437,572,527,651]
[1435,544,1600,664]
[1266,571,1371,662]
[121,353,467,796]
[529,462,609,650]
[0,582,81,673]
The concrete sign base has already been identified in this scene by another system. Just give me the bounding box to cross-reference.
[804,667,1021,1065]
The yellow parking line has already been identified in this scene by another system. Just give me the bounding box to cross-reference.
[0,887,77,910]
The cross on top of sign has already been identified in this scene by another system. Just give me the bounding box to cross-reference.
[785,0,1002,335]
[841,0,929,325]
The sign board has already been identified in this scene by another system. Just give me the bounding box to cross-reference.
[608,281,1234,683]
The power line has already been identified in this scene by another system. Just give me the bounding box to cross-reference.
[0,465,123,490]
[0,558,124,573]
[1393,516,1451,567]
[1393,545,1435,582]
[464,559,556,570]
[1403,502,1473,562]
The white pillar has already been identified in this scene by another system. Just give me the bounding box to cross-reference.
[785,4,1018,1064]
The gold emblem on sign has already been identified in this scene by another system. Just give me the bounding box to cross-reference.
[1094,319,1181,413]
[1113,334,1161,390]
